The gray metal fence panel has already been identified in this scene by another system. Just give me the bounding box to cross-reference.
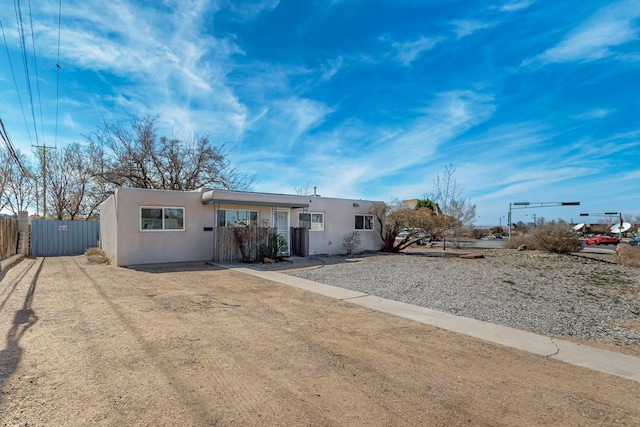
[31,220,100,256]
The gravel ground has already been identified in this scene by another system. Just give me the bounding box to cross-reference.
[286,249,640,355]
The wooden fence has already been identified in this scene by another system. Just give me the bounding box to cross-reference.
[213,226,271,263]
[213,226,310,264]
[290,227,309,257]
[0,216,19,260]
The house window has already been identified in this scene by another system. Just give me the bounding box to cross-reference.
[355,214,373,230]
[217,209,258,227]
[299,212,324,231]
[141,207,184,231]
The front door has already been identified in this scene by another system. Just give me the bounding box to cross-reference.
[273,210,290,256]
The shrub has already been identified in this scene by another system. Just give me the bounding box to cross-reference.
[259,232,288,261]
[234,225,270,263]
[505,235,537,250]
[85,247,110,264]
[529,221,582,254]
[342,231,361,255]
[490,226,504,235]
[470,228,486,239]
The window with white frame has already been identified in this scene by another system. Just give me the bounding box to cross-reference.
[354,214,374,230]
[140,207,184,231]
[299,212,324,231]
[217,209,258,227]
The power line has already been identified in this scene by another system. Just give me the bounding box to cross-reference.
[13,0,40,145]
[0,18,33,144]
[54,0,62,148]
[27,0,46,146]
[0,118,31,179]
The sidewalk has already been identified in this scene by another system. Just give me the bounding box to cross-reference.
[229,264,640,384]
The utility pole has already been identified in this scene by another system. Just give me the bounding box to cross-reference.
[32,144,56,218]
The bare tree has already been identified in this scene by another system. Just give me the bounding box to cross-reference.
[428,164,476,250]
[0,150,12,212]
[294,181,313,196]
[1,149,36,215]
[87,116,254,191]
[44,143,98,220]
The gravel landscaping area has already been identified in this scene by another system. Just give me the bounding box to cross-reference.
[286,249,640,356]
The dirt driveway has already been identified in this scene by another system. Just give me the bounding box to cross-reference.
[1,256,640,426]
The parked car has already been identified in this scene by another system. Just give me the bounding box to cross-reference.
[586,235,620,245]
[491,233,503,239]
[396,228,431,245]
[627,235,640,246]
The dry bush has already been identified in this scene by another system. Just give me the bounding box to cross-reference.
[469,228,486,240]
[505,235,537,250]
[342,231,362,255]
[85,247,110,264]
[616,244,640,267]
[529,221,582,254]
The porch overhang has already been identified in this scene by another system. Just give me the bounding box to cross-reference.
[201,189,310,209]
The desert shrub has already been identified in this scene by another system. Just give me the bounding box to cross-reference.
[342,231,362,255]
[470,228,486,239]
[505,235,537,250]
[85,247,110,264]
[490,226,504,235]
[529,221,582,254]
[259,232,288,260]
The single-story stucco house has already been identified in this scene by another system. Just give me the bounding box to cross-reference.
[99,187,384,266]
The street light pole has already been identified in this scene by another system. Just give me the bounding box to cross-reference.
[508,201,580,240]
[509,202,530,239]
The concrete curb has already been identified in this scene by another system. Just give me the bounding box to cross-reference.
[0,254,24,272]
[231,266,640,384]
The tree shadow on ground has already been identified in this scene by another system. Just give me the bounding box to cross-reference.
[0,258,42,416]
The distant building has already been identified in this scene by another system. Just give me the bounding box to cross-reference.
[402,199,419,209]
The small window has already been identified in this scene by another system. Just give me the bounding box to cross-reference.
[141,208,162,230]
[217,210,226,227]
[164,208,184,230]
[299,212,324,231]
[141,207,184,231]
[355,214,373,230]
[217,209,258,227]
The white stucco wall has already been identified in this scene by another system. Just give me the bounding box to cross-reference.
[296,197,384,255]
[99,194,118,263]
[102,188,215,266]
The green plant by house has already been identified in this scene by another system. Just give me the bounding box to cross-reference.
[259,231,288,261]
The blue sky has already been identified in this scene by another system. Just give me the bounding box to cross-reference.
[1,0,639,226]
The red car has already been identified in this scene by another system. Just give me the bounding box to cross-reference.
[586,235,620,245]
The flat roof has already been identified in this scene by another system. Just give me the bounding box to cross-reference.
[201,189,310,208]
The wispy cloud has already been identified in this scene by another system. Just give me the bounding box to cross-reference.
[18,0,251,139]
[221,0,280,21]
[450,19,497,38]
[379,35,441,66]
[572,108,613,120]
[500,1,535,12]
[259,89,497,198]
[525,1,640,65]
